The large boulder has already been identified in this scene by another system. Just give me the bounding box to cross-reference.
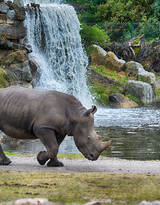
[105,51,126,71]
[124,61,144,75]
[89,44,125,71]
[124,80,156,104]
[0,22,26,40]
[89,44,107,66]
[125,61,156,87]
[109,93,138,108]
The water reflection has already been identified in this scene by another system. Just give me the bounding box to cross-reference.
[96,126,160,160]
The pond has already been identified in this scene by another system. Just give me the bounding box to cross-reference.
[1,106,160,161]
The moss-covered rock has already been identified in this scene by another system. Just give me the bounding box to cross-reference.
[105,51,126,71]
[124,61,156,87]
[0,50,28,66]
[88,44,107,66]
[0,49,33,87]
[124,80,156,104]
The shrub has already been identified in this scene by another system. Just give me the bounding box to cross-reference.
[80,24,110,47]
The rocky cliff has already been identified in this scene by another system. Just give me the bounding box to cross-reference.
[0,0,34,88]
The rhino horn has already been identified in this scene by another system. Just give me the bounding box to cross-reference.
[99,140,111,152]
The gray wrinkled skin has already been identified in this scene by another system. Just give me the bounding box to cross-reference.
[0,86,111,167]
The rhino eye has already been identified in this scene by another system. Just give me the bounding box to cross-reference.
[88,136,91,140]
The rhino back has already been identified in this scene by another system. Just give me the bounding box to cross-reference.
[0,87,46,139]
[0,87,85,139]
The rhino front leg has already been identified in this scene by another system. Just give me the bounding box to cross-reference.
[47,135,65,167]
[34,127,63,167]
[0,144,12,165]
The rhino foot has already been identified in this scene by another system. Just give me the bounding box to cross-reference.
[37,151,49,166]
[47,159,64,167]
[0,157,12,166]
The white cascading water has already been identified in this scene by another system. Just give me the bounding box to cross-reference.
[23,0,92,107]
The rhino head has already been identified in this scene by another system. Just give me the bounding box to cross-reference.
[73,105,111,161]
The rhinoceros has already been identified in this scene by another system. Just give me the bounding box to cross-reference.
[0,86,111,167]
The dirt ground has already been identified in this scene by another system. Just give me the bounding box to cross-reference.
[1,156,160,174]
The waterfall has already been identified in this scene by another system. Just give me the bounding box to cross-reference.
[24,0,92,107]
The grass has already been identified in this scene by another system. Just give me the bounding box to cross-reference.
[58,153,84,159]
[4,152,84,159]
[1,172,160,204]
[89,65,141,106]
[90,80,122,105]
[126,94,142,105]
[91,65,135,87]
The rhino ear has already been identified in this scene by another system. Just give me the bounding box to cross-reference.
[84,105,97,116]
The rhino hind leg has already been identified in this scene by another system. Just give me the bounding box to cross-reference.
[37,151,49,165]
[0,145,12,166]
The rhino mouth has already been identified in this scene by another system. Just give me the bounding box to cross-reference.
[85,153,99,161]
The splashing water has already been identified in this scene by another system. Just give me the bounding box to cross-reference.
[24,0,92,107]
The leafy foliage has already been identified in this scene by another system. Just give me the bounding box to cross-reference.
[67,0,159,42]
[80,24,110,46]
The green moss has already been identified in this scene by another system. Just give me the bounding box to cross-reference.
[126,94,142,105]
[134,47,141,56]
[1,172,160,204]
[4,152,84,159]
[58,153,84,159]
[91,65,134,86]
[0,68,9,88]
[155,88,160,98]
[137,74,151,84]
